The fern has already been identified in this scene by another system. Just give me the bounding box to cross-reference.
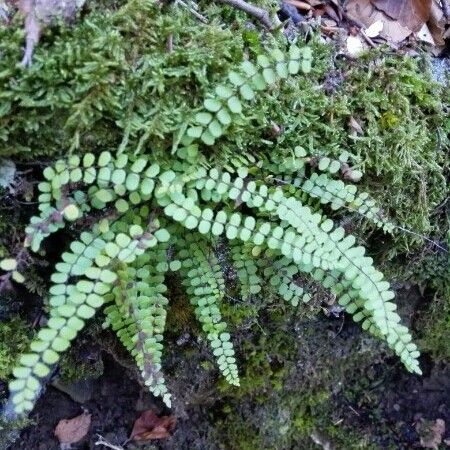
[1,44,421,417]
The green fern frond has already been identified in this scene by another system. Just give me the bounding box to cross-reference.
[229,241,262,298]
[177,234,240,386]
[3,43,422,418]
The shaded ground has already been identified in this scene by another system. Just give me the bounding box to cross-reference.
[7,301,450,449]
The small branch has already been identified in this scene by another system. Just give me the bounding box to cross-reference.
[94,435,125,450]
[215,0,275,29]
[175,0,208,23]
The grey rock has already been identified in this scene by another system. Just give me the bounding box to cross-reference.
[51,378,96,404]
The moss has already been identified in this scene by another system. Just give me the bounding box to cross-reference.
[337,52,448,256]
[58,349,104,382]
[1,2,446,263]
[0,415,33,449]
[57,323,105,381]
[0,0,250,159]
[209,302,386,449]
[0,317,31,380]
[419,285,450,362]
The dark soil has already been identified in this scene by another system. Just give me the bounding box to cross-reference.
[6,334,450,450]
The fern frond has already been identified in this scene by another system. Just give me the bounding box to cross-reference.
[8,217,170,414]
[229,240,262,298]
[164,176,420,375]
[177,234,240,386]
[184,45,312,147]
[105,249,171,406]
[5,43,423,419]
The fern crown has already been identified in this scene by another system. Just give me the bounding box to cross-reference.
[3,44,421,416]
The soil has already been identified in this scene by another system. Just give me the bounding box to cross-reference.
[6,328,450,450]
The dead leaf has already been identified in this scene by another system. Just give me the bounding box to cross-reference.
[345,0,412,43]
[426,0,446,46]
[364,20,383,37]
[348,116,364,135]
[55,411,91,446]
[370,0,432,32]
[416,418,446,449]
[130,410,176,442]
[346,35,367,57]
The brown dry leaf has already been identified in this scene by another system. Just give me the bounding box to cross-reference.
[417,418,446,449]
[345,0,412,43]
[130,410,176,442]
[54,411,91,446]
[370,0,432,32]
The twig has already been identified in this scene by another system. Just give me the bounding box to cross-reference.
[94,435,125,450]
[175,0,208,23]
[214,0,276,29]
[343,11,377,48]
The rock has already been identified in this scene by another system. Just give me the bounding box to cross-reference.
[278,2,304,25]
[51,378,96,404]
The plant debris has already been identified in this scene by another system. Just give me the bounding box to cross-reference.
[284,0,449,53]
[416,418,446,449]
[17,0,85,66]
[371,0,432,32]
[54,410,91,449]
[130,410,176,441]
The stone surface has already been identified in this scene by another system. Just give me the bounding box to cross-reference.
[51,378,96,404]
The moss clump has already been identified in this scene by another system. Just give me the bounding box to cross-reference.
[210,303,384,449]
[337,53,448,256]
[1,1,446,265]
[0,317,31,380]
[57,323,105,381]
[59,348,104,382]
[0,0,250,158]
[420,290,450,362]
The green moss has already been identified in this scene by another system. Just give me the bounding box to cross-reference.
[59,349,104,382]
[419,284,450,361]
[0,317,31,380]
[211,302,385,449]
[0,0,248,158]
[1,2,446,263]
[337,52,448,255]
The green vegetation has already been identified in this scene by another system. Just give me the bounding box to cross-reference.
[0,1,448,448]
[3,42,423,416]
[0,317,30,380]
